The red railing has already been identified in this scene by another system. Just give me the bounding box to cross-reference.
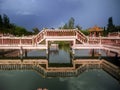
[46,29,76,36]
[101,39,120,47]
[76,30,88,44]
[33,30,45,44]
[0,29,120,47]
[0,38,33,45]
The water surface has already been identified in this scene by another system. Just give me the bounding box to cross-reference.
[0,70,120,90]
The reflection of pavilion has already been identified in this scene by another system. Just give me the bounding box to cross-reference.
[49,44,59,54]
[49,44,59,51]
[88,25,103,37]
[89,49,101,57]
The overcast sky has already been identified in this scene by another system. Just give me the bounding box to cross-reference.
[0,0,120,31]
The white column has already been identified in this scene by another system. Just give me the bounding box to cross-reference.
[20,37,22,46]
[73,39,76,48]
[72,40,76,55]
[46,39,48,54]
[100,36,101,45]
[20,46,23,60]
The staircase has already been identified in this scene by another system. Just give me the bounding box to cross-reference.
[33,30,45,45]
[76,30,88,44]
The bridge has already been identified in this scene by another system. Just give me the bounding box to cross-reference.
[0,29,120,54]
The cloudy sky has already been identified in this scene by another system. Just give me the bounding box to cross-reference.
[0,0,120,31]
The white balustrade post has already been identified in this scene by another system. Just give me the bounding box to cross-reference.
[20,37,22,46]
[46,40,48,54]
[2,36,3,45]
[72,40,76,55]
[20,46,23,61]
[100,36,101,45]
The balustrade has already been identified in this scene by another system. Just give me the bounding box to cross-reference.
[0,59,120,80]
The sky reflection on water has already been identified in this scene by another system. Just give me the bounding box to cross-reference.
[0,70,120,90]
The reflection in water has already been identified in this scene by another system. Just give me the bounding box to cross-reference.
[0,44,120,90]
[27,50,46,57]
[74,49,107,57]
[49,50,59,55]
[48,49,71,63]
[48,43,71,63]
[0,70,120,90]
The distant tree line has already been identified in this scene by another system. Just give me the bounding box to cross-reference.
[103,17,120,36]
[59,17,89,35]
[1,14,119,37]
[59,17,120,36]
[59,17,81,30]
[0,14,38,36]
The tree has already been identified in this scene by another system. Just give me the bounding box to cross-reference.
[13,26,28,36]
[0,15,3,28]
[81,30,89,35]
[3,14,10,29]
[115,26,120,32]
[68,17,75,29]
[103,27,107,36]
[0,14,34,36]
[0,15,3,33]
[32,28,39,34]
[63,23,68,29]
[107,17,115,33]
[60,17,75,29]
[76,25,82,30]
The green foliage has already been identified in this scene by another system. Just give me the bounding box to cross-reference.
[0,14,10,33]
[107,17,115,33]
[68,17,75,29]
[32,27,39,34]
[3,14,10,29]
[59,17,83,31]
[103,27,108,36]
[115,26,120,32]
[76,25,82,30]
[0,14,33,36]
[13,26,27,36]
[106,17,120,34]
[0,15,3,28]
[60,17,75,29]
[63,23,68,29]
[80,30,89,35]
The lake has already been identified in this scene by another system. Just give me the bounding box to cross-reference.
[0,70,120,90]
[0,46,120,90]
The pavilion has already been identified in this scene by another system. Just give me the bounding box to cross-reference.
[88,25,103,37]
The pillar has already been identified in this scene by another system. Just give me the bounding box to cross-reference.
[46,40,48,54]
[98,49,102,60]
[25,50,27,57]
[72,40,76,55]
[90,32,92,37]
[20,46,23,61]
[115,53,118,61]
[2,49,5,57]
[92,49,94,57]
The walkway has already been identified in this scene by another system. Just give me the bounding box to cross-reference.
[0,29,120,54]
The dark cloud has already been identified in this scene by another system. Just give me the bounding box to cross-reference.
[0,0,120,30]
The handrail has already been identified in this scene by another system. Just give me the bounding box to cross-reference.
[32,30,45,44]
[76,30,88,44]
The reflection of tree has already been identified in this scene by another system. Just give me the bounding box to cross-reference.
[59,43,70,52]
